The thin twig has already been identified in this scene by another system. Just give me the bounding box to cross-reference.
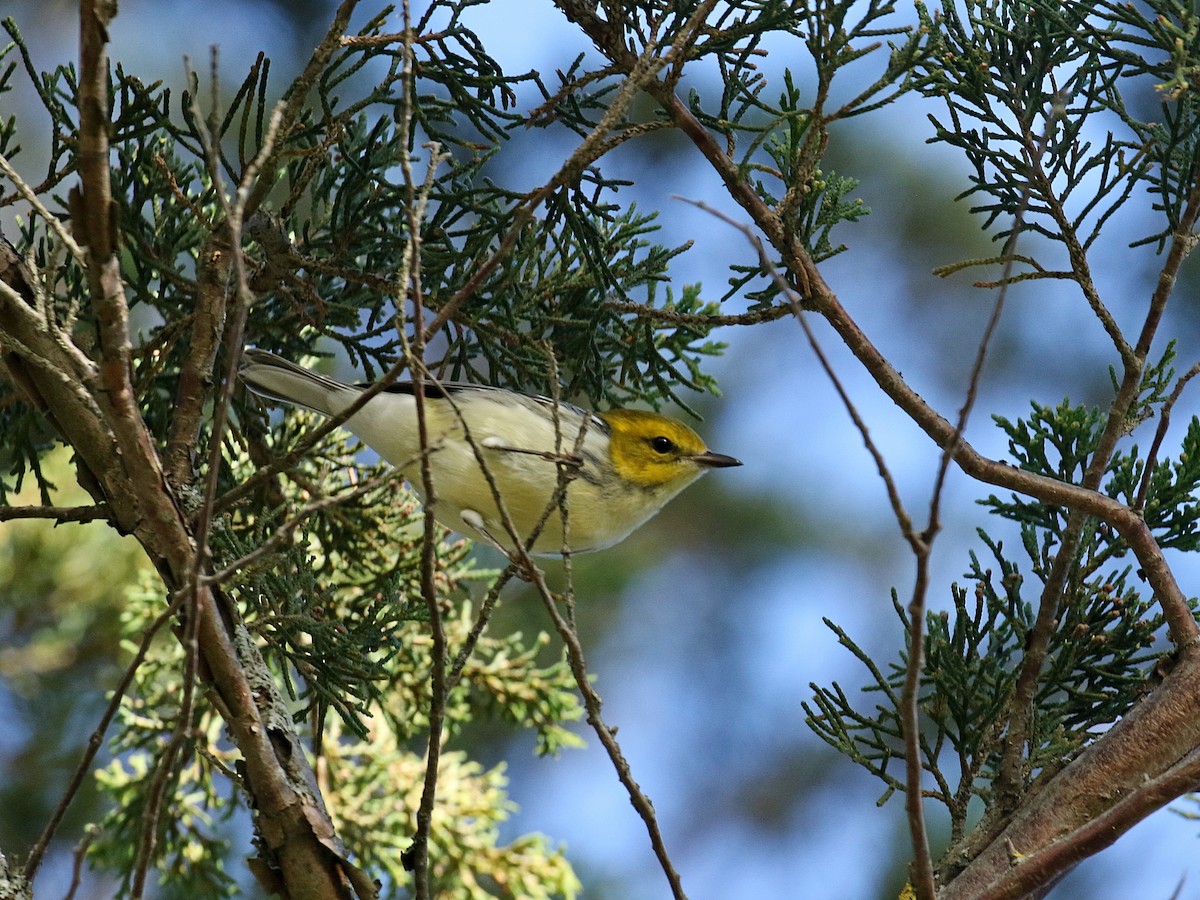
[338,28,451,47]
[396,11,446,894]
[675,193,936,894]
[62,825,99,900]
[0,152,86,263]
[410,193,685,900]
[130,63,211,898]
[422,255,680,890]
[672,196,917,543]
[201,468,406,586]
[1084,174,1200,500]
[601,297,792,328]
[526,560,687,900]
[425,20,755,883]
[545,349,580,627]
[1134,361,1200,512]
[1025,82,1132,371]
[900,549,937,895]
[0,503,110,523]
[898,89,1064,898]
[22,596,183,885]
[169,0,365,490]
[446,565,519,688]
[407,292,445,900]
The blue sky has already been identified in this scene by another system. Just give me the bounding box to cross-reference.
[7,1,1200,897]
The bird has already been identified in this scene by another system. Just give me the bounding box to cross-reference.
[238,348,741,556]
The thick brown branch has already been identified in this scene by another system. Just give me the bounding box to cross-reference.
[164,231,233,488]
[0,5,369,896]
[990,171,1200,817]
[75,1,116,262]
[77,0,133,405]
[939,643,1200,899]
[2,238,361,900]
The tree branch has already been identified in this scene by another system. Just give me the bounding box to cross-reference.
[939,642,1200,899]
[0,5,375,896]
[639,76,1199,648]
[598,16,1200,897]
[1135,360,1200,512]
[22,595,183,884]
[0,504,110,523]
[395,12,449,891]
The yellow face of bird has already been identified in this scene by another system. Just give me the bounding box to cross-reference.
[599,408,714,489]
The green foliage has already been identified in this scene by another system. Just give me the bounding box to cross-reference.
[231,3,727,409]
[0,0,938,496]
[0,3,777,894]
[1,3,739,507]
[327,721,581,899]
[10,0,1199,895]
[982,400,1106,534]
[915,0,1200,252]
[88,514,585,895]
[805,390,1200,842]
[679,2,930,305]
[984,348,1200,556]
[2,10,747,885]
[1135,419,1200,551]
[87,576,241,898]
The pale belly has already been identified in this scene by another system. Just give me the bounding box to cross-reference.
[399,443,656,555]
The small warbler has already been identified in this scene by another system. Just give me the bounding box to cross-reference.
[239,349,741,555]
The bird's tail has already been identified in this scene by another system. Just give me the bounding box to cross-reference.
[239,348,357,416]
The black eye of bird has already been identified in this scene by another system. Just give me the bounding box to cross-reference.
[650,436,675,454]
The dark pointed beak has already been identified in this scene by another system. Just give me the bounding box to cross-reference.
[692,451,742,469]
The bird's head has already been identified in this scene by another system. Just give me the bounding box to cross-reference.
[599,408,742,491]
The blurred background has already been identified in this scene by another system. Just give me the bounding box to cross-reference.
[3,1,1200,897]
